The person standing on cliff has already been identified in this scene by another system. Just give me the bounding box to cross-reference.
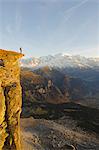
[19,47,22,53]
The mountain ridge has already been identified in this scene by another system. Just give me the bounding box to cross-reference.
[20,53,99,69]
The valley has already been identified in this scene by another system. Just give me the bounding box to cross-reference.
[20,58,99,149]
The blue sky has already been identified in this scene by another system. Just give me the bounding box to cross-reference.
[0,0,99,57]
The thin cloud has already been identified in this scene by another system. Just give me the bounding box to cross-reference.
[64,0,89,22]
[65,0,89,14]
[55,0,89,34]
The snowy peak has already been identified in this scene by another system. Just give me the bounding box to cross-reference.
[21,54,99,69]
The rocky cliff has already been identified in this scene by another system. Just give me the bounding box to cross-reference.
[0,49,24,150]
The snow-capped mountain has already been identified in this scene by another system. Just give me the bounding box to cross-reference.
[20,53,99,69]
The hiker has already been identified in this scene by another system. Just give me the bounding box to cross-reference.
[19,47,22,53]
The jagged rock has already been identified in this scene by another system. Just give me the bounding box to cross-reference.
[0,49,24,150]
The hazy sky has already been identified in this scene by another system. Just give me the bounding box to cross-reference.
[0,0,99,57]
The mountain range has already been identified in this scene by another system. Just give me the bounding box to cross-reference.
[20,53,99,69]
[20,53,99,114]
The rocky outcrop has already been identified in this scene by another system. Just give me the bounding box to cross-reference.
[0,49,24,150]
[21,69,69,105]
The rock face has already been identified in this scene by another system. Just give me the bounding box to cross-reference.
[0,49,24,150]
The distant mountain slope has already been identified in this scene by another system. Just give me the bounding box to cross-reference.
[21,68,69,106]
[21,67,99,109]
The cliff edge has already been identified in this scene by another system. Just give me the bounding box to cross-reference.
[0,49,24,150]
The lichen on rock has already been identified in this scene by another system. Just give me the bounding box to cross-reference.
[0,49,24,150]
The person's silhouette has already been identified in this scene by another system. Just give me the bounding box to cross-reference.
[20,48,22,53]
